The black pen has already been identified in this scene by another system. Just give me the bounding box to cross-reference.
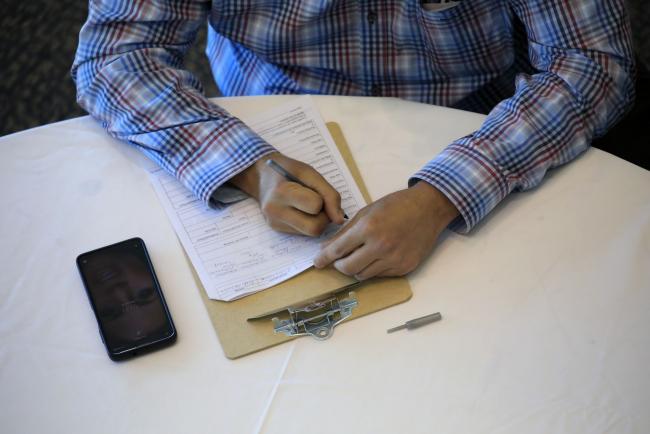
[265,159,349,219]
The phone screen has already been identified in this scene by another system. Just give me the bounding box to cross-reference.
[77,238,176,359]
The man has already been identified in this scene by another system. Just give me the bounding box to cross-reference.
[72,0,634,280]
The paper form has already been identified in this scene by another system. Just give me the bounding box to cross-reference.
[149,96,366,301]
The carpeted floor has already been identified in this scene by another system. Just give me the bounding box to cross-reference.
[1,0,648,168]
[0,0,218,136]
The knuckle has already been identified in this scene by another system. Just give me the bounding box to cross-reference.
[305,196,324,214]
[323,188,341,204]
[318,252,333,266]
[355,270,371,281]
[304,219,326,237]
[362,216,381,235]
[382,269,400,278]
[332,243,347,258]
[375,235,397,253]
[316,251,330,264]
[334,260,353,276]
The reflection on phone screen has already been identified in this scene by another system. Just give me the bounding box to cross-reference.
[80,242,172,352]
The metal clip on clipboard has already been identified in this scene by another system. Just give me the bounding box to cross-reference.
[272,291,358,340]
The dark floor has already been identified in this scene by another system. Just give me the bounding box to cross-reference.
[0,0,218,136]
[1,0,648,169]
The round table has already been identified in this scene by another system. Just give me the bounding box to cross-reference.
[1,95,649,433]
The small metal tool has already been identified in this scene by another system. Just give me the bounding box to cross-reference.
[387,312,442,333]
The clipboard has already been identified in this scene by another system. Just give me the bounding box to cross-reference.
[191,123,412,359]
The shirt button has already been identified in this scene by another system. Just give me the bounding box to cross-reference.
[367,11,377,25]
[370,84,381,96]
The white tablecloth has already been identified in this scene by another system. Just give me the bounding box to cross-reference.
[1,95,649,433]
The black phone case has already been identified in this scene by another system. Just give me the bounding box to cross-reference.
[76,237,177,361]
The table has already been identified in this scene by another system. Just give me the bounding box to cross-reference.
[1,95,649,434]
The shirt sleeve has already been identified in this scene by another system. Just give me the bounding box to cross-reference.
[71,0,276,204]
[410,0,635,233]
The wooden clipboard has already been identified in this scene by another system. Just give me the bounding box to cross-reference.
[191,123,412,359]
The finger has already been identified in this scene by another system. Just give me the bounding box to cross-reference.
[267,220,302,235]
[376,268,404,278]
[266,202,330,237]
[354,260,392,281]
[295,166,344,224]
[314,221,365,268]
[319,209,363,246]
[331,245,378,276]
[276,182,324,215]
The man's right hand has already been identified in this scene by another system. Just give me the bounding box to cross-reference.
[229,152,345,236]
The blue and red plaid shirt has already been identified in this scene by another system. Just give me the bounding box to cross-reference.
[72,0,635,232]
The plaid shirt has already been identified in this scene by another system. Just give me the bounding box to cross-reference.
[72,0,635,232]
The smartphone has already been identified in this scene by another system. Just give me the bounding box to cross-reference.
[76,238,177,361]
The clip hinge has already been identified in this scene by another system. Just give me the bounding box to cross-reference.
[272,291,358,340]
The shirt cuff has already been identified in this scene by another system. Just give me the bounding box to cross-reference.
[409,139,510,233]
[210,184,249,205]
[173,117,277,207]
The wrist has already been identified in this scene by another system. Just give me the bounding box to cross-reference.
[411,180,460,227]
[229,152,280,199]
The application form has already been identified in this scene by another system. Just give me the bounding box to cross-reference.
[150,96,366,301]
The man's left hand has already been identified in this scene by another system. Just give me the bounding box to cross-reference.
[313,181,460,280]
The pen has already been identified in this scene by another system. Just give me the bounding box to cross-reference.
[265,159,349,219]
